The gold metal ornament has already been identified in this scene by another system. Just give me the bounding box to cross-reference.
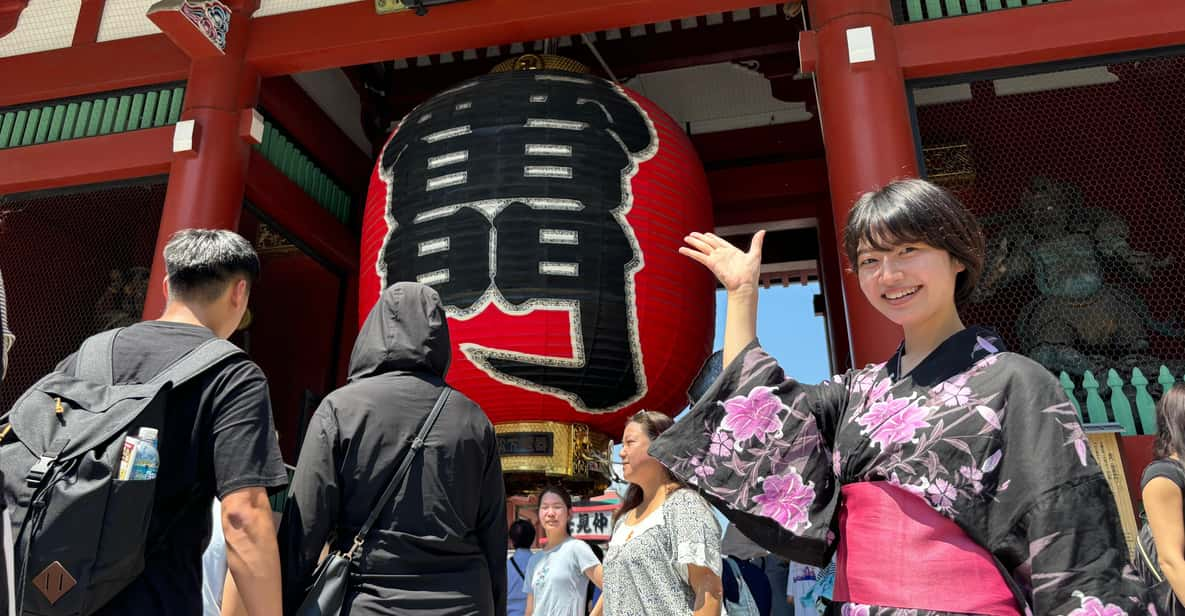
[495,421,611,495]
[490,54,591,75]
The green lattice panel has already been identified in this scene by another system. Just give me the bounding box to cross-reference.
[902,0,1049,21]
[0,84,186,150]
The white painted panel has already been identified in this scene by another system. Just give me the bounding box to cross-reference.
[846,26,875,64]
[625,62,814,135]
[256,0,356,17]
[291,68,372,152]
[993,66,1119,96]
[912,84,973,107]
[0,0,82,58]
[96,0,158,42]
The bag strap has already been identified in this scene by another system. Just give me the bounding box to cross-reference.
[510,555,525,580]
[344,387,452,560]
[75,329,122,384]
[147,338,243,388]
[73,330,242,388]
[1138,535,1165,583]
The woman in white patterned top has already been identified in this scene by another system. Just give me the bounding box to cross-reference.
[593,411,723,616]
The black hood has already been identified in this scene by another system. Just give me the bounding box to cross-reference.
[348,282,451,381]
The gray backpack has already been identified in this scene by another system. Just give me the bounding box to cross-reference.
[0,329,241,616]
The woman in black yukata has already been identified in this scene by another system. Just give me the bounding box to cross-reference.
[649,179,1150,616]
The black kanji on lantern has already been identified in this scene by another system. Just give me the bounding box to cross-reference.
[378,70,655,411]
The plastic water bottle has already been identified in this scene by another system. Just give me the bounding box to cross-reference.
[129,427,159,481]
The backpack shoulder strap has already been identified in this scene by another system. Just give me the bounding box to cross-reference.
[74,329,122,384]
[148,338,244,388]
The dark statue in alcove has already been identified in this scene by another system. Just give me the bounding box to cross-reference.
[973,176,1179,376]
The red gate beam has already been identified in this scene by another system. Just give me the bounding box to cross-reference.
[0,126,173,194]
[245,0,788,77]
[4,0,1182,111]
[896,0,1185,80]
[0,36,188,108]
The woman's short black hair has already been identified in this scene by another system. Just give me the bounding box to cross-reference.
[843,178,986,304]
[509,519,536,549]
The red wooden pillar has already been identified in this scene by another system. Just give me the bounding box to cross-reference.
[801,0,914,366]
[142,1,262,320]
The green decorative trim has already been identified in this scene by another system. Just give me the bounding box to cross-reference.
[900,0,1057,22]
[0,84,185,150]
[0,84,352,224]
[252,117,353,224]
[1061,366,1185,435]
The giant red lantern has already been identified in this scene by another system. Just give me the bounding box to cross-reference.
[360,59,714,491]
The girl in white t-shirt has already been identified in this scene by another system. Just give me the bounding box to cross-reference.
[525,486,603,616]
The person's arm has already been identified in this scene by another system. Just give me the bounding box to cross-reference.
[208,363,288,616]
[278,406,340,613]
[988,365,1148,614]
[219,569,244,616]
[589,594,604,616]
[584,563,604,588]
[524,594,534,616]
[687,563,723,616]
[679,230,764,367]
[222,487,282,616]
[1144,476,1185,598]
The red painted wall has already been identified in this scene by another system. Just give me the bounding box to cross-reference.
[240,212,344,460]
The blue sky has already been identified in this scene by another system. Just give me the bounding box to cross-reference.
[675,282,832,420]
[712,282,832,388]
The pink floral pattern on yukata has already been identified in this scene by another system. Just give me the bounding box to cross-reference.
[1066,594,1127,616]
[721,386,785,442]
[753,469,815,533]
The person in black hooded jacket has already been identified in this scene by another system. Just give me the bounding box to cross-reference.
[279,282,507,616]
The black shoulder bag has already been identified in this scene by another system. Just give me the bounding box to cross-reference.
[295,387,452,616]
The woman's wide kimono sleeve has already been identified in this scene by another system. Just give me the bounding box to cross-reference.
[972,359,1149,615]
[649,340,850,568]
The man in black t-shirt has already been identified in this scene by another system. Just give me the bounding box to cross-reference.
[58,229,288,616]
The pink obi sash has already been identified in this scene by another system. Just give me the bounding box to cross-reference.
[833,482,1021,615]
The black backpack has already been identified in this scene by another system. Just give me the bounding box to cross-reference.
[1136,459,1184,616]
[0,328,241,616]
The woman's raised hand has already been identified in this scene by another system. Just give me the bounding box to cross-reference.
[679,230,765,294]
